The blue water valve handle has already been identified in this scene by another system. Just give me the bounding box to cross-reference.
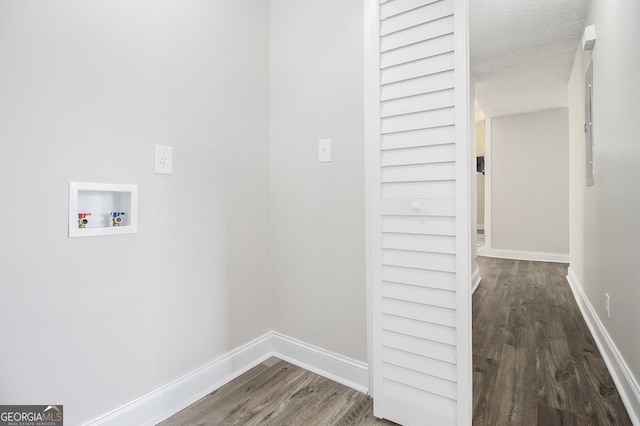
[111,211,126,226]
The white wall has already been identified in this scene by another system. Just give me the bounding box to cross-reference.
[568,0,640,395]
[0,2,271,424]
[491,108,569,255]
[269,0,367,362]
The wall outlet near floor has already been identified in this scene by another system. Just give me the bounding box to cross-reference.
[605,293,610,318]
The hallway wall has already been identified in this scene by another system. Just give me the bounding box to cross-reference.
[0,2,271,424]
[568,0,640,416]
[490,108,569,256]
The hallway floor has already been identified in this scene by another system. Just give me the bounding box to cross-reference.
[473,257,632,425]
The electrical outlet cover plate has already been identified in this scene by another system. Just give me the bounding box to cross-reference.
[155,145,173,174]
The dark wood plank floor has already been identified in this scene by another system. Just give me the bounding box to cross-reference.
[158,357,395,425]
[473,257,632,425]
[160,257,632,425]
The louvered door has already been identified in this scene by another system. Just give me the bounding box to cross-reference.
[366,0,471,424]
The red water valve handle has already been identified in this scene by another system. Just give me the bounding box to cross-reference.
[78,213,92,219]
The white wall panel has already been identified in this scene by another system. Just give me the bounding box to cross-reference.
[491,109,569,254]
[567,0,640,420]
[270,0,367,364]
[0,3,272,424]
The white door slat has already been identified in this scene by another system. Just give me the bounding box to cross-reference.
[382,250,456,273]
[381,106,455,134]
[380,0,454,36]
[381,52,454,85]
[381,265,456,291]
[379,0,440,20]
[381,125,455,150]
[383,280,456,308]
[381,16,454,52]
[383,363,457,399]
[380,198,456,217]
[382,329,456,363]
[381,33,454,69]
[382,233,456,254]
[381,162,455,183]
[383,382,457,420]
[382,215,456,236]
[382,181,455,199]
[383,317,456,347]
[381,70,455,101]
[381,88,455,118]
[383,346,457,380]
[381,144,455,167]
[382,298,456,327]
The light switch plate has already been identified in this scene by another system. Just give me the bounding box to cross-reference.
[155,145,173,174]
[319,139,331,163]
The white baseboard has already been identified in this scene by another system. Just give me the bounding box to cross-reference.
[566,267,640,425]
[472,266,481,294]
[82,331,369,425]
[81,333,273,426]
[481,248,569,263]
[272,332,369,394]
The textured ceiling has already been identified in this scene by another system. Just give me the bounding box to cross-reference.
[470,0,589,118]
